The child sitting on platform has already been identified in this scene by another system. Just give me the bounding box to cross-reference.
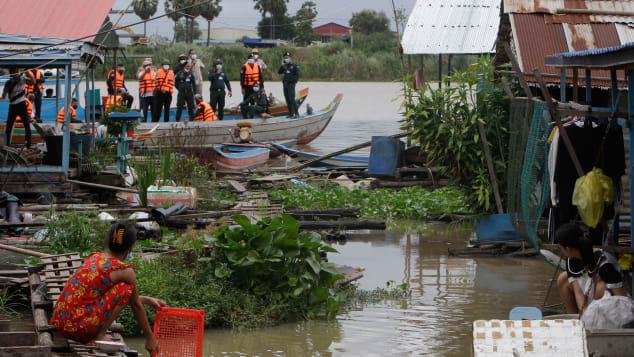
[50,223,166,354]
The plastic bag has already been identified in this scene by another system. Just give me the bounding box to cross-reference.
[581,292,634,329]
[572,168,614,228]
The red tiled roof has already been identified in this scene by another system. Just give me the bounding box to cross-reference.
[313,22,351,37]
[0,0,115,41]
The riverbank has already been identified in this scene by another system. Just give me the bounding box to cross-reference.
[95,33,476,82]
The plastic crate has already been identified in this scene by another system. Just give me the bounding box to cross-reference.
[152,307,205,357]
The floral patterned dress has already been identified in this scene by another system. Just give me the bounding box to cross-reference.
[50,252,134,343]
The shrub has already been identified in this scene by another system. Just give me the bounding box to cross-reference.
[45,212,110,256]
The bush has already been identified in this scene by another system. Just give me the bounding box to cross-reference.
[45,212,110,256]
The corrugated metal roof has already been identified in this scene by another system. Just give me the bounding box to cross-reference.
[504,0,634,23]
[401,0,501,54]
[556,41,634,57]
[472,319,588,356]
[0,0,115,41]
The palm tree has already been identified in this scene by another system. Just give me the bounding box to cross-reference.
[165,0,184,42]
[132,0,158,37]
[200,0,222,46]
[253,0,288,39]
[180,0,202,43]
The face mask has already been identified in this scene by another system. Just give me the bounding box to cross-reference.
[118,68,125,73]
[184,68,190,72]
[163,65,170,70]
[144,65,150,70]
[247,59,255,65]
[216,65,223,71]
[253,86,260,92]
[180,60,186,64]
[283,58,290,64]
[254,54,259,59]
[125,252,133,261]
[191,54,197,60]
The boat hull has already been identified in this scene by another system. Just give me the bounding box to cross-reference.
[270,141,368,168]
[136,94,342,148]
[213,145,270,171]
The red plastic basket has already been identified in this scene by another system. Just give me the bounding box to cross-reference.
[152,307,205,357]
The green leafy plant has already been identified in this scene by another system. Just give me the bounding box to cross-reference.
[0,289,25,319]
[132,151,159,207]
[402,57,510,209]
[271,186,471,220]
[210,214,343,320]
[44,212,110,256]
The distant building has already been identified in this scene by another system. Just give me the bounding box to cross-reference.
[209,27,258,42]
[313,22,351,43]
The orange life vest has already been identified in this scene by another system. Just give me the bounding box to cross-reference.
[242,63,260,86]
[108,69,125,89]
[25,69,43,93]
[57,106,77,124]
[156,68,175,94]
[139,70,156,94]
[195,101,217,121]
[105,95,123,115]
[17,98,32,121]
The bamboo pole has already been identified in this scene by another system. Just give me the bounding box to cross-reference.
[289,132,411,172]
[0,243,48,258]
[66,179,138,193]
[478,122,504,214]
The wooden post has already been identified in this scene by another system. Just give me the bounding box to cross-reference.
[62,63,72,173]
[28,271,53,347]
[535,70,584,177]
[503,43,532,98]
[478,122,504,213]
[629,69,634,296]
[447,54,452,87]
[560,67,567,102]
[611,69,618,113]
[438,54,442,89]
[585,68,592,105]
[572,68,579,102]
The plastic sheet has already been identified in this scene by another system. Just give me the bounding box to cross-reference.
[581,292,634,330]
[572,168,614,228]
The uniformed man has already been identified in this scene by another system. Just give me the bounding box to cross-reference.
[240,54,263,101]
[240,82,269,119]
[208,59,232,120]
[174,54,188,75]
[174,63,196,122]
[278,52,300,118]
[193,94,217,122]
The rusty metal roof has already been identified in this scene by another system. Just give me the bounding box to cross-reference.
[0,0,115,41]
[401,0,501,54]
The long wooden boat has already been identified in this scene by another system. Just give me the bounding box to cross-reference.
[270,142,368,168]
[212,143,270,171]
[135,94,343,148]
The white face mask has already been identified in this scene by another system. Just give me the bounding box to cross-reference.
[247,59,255,65]
[191,54,197,60]
[283,58,290,64]
[163,65,170,70]
[254,54,259,59]
[253,86,260,92]
[216,65,223,71]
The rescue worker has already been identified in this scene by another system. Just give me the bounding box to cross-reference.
[105,88,125,116]
[278,52,300,118]
[13,94,35,141]
[240,82,269,119]
[188,49,205,96]
[107,64,133,108]
[1,68,35,147]
[174,54,188,75]
[174,63,196,122]
[240,54,263,101]
[251,48,267,74]
[24,68,44,119]
[193,94,217,122]
[137,59,156,122]
[57,98,81,124]
[154,59,174,123]
[208,59,232,120]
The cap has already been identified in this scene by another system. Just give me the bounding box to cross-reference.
[178,54,187,59]
[142,59,151,66]
[161,59,170,65]
[194,94,203,101]
[251,48,260,54]
[213,59,222,66]
[144,57,153,63]
[283,52,291,57]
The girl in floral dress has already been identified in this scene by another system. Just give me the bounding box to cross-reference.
[51,223,166,354]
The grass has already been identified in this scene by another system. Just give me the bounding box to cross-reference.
[270,185,472,221]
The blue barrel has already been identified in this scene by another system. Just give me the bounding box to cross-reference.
[368,136,404,178]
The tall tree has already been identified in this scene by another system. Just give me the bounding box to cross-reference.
[293,1,317,45]
[257,14,294,41]
[164,0,184,43]
[174,18,202,43]
[200,0,222,46]
[132,0,158,37]
[253,0,289,39]
[349,10,390,34]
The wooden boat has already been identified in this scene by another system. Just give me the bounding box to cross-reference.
[270,142,368,168]
[135,94,343,148]
[166,87,310,121]
[212,143,270,171]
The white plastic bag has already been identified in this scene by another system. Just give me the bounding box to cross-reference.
[581,292,634,329]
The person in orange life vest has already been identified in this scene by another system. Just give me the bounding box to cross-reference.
[17,93,35,122]
[240,54,263,100]
[1,68,35,147]
[107,64,133,108]
[153,59,175,123]
[57,98,81,124]
[137,59,156,122]
[105,88,125,116]
[24,68,44,119]
[50,222,166,354]
[193,94,217,122]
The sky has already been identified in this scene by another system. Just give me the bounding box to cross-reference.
[113,0,417,37]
